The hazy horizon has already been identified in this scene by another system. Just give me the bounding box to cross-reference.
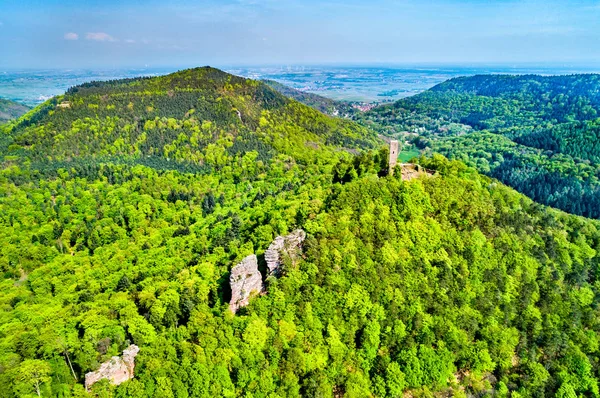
[2,0,600,69]
[4,63,600,106]
[4,61,600,72]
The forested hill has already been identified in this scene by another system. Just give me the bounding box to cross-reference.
[433,74,600,98]
[427,74,600,127]
[0,98,30,124]
[360,74,600,219]
[3,68,600,397]
[263,79,357,117]
[2,67,377,168]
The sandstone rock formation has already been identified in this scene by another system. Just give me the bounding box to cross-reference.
[265,229,306,276]
[85,344,140,391]
[229,232,306,314]
[229,254,263,313]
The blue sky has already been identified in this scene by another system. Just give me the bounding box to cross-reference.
[1,0,600,68]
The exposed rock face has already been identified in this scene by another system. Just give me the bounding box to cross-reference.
[228,232,306,314]
[229,254,263,313]
[85,344,140,391]
[265,229,306,276]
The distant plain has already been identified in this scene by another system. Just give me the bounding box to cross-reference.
[3,64,600,106]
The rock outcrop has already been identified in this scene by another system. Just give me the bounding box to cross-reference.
[85,344,140,391]
[228,231,306,314]
[229,254,263,313]
[265,229,306,276]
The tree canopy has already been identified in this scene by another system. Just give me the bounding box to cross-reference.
[359,74,600,219]
[2,68,600,397]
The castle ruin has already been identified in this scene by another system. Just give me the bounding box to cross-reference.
[388,140,433,181]
[388,140,399,175]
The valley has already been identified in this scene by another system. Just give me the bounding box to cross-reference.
[357,74,600,219]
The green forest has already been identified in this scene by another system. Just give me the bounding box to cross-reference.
[359,74,600,219]
[2,68,600,397]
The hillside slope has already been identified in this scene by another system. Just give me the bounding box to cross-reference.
[263,79,357,117]
[360,74,600,218]
[2,69,600,397]
[0,98,30,123]
[3,67,377,168]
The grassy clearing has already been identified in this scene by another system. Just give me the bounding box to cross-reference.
[398,147,420,162]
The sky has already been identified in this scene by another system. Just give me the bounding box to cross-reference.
[1,0,600,69]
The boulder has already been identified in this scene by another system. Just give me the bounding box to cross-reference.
[229,254,263,313]
[85,344,140,391]
[265,229,306,276]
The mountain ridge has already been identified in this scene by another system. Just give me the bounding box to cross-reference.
[263,79,358,117]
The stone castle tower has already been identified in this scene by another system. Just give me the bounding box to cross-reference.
[389,140,399,175]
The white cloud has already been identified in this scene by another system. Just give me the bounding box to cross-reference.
[64,32,79,40]
[86,32,117,42]
[125,39,136,44]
